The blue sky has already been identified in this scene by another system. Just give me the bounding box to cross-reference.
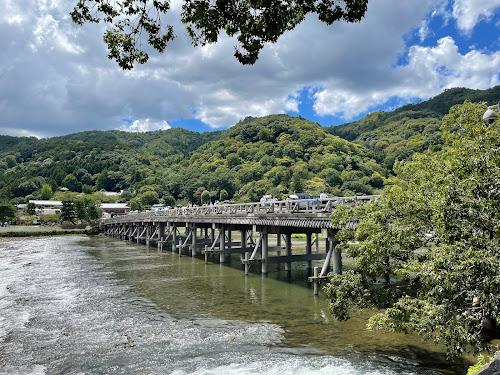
[1,0,499,137]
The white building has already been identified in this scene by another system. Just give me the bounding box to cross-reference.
[17,200,129,217]
[100,203,130,216]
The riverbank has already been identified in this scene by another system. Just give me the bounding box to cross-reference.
[0,225,99,239]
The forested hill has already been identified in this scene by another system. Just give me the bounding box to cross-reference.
[0,128,222,160]
[0,115,384,206]
[161,114,384,204]
[1,87,498,207]
[327,85,500,170]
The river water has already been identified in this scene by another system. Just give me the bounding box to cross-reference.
[0,236,470,374]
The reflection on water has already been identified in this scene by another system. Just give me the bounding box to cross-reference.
[0,236,470,374]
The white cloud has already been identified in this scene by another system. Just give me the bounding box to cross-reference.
[30,13,83,54]
[1,0,26,25]
[0,0,499,136]
[284,96,300,113]
[119,119,172,132]
[418,20,431,42]
[402,37,500,89]
[0,127,46,139]
[313,36,500,119]
[452,0,500,32]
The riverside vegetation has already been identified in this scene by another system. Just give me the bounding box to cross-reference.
[1,86,500,362]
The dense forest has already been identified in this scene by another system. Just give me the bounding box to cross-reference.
[1,86,499,211]
[0,116,385,208]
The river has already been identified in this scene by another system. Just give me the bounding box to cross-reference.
[0,236,470,374]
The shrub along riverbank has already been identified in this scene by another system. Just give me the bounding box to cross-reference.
[0,225,100,238]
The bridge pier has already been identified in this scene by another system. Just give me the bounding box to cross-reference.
[191,224,197,257]
[261,230,268,274]
[239,230,247,261]
[306,233,312,269]
[332,241,342,275]
[219,225,226,263]
[172,224,177,253]
[146,224,151,247]
[157,223,165,250]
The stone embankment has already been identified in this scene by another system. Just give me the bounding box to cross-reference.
[476,355,500,374]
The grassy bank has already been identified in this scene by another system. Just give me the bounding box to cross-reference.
[0,225,100,238]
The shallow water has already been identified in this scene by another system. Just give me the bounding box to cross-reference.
[0,236,470,374]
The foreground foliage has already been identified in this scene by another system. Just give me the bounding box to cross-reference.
[326,101,500,358]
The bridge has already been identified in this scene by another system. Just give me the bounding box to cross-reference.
[101,195,380,293]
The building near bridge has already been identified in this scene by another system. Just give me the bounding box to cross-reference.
[17,200,130,217]
[17,200,63,216]
[100,203,130,217]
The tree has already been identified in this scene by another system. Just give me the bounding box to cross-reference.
[74,199,86,222]
[0,201,16,223]
[219,189,228,202]
[62,174,81,192]
[14,177,46,198]
[60,199,77,223]
[139,191,159,206]
[74,168,93,186]
[193,187,206,204]
[26,202,36,215]
[82,184,94,194]
[71,0,369,69]
[163,195,176,207]
[128,199,140,211]
[201,190,210,204]
[40,184,53,200]
[226,153,241,169]
[325,101,500,359]
[4,155,16,168]
[84,197,102,222]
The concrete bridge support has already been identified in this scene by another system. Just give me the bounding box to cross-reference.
[306,233,312,269]
[172,225,177,253]
[191,224,197,257]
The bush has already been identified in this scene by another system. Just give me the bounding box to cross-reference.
[39,214,59,224]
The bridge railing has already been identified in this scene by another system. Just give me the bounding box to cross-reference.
[104,195,381,223]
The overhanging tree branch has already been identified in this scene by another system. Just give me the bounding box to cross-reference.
[71,0,369,69]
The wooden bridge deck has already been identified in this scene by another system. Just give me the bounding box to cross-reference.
[104,195,379,228]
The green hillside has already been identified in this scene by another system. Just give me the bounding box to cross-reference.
[0,115,384,206]
[327,86,500,169]
[162,114,385,204]
[0,127,222,203]
[2,86,499,208]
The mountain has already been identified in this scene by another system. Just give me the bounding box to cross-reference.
[0,115,384,205]
[1,86,498,205]
[327,86,500,169]
[161,114,385,203]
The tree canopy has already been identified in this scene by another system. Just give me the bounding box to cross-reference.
[0,201,16,223]
[327,86,500,172]
[71,0,369,69]
[326,101,500,358]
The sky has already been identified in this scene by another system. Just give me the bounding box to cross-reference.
[1,0,500,138]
